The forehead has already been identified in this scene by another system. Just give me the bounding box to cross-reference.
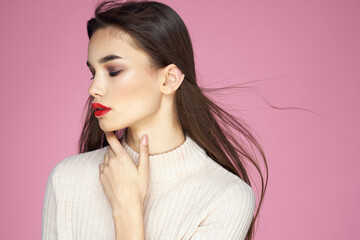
[87,26,150,66]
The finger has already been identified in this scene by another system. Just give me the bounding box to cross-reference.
[99,163,104,175]
[104,131,126,157]
[107,146,116,161]
[104,152,110,166]
[138,134,149,177]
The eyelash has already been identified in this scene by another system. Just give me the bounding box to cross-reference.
[90,70,121,80]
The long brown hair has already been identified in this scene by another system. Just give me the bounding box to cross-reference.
[80,0,268,239]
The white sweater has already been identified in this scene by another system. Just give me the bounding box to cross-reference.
[41,133,256,239]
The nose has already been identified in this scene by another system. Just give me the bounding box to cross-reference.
[88,78,106,98]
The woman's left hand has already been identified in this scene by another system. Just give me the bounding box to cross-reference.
[99,131,150,214]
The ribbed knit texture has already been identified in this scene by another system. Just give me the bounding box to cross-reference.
[41,133,256,240]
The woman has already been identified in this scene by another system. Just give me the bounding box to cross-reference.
[41,0,268,239]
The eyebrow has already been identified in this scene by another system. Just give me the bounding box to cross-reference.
[86,54,124,67]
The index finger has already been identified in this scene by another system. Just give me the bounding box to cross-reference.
[104,131,125,157]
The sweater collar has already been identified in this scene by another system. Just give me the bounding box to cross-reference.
[119,132,206,184]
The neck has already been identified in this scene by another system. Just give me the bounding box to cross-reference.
[124,127,186,156]
[120,130,207,183]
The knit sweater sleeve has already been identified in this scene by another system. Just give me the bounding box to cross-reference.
[189,182,256,240]
[41,167,58,240]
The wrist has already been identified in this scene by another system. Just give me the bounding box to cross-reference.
[112,205,145,240]
[112,203,144,220]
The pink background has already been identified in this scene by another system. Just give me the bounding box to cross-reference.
[1,0,359,239]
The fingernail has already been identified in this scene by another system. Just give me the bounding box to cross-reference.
[142,135,148,145]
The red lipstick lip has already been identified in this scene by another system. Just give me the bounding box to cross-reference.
[94,109,111,117]
[92,103,111,117]
[91,103,111,110]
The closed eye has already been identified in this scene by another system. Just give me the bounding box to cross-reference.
[90,70,122,80]
[109,70,121,77]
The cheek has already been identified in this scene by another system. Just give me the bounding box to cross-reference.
[112,71,161,116]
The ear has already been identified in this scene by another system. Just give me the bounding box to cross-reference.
[160,64,185,94]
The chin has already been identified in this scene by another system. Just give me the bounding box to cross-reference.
[97,123,113,133]
[99,123,126,133]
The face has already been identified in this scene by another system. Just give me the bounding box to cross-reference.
[87,27,163,133]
